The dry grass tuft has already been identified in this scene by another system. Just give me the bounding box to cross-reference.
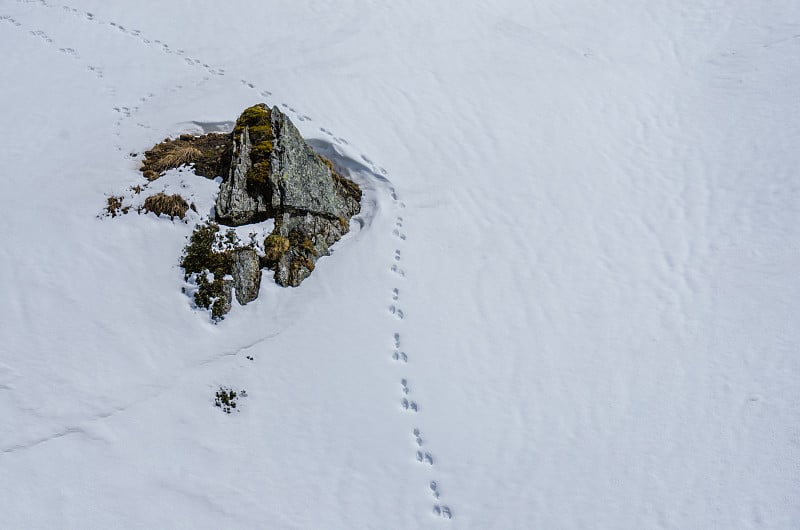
[104,195,129,217]
[140,133,231,181]
[152,145,202,172]
[143,192,190,220]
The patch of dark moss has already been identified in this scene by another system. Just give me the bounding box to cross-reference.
[140,132,231,180]
[214,387,241,414]
[180,221,235,319]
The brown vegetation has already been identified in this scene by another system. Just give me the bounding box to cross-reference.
[263,233,290,265]
[140,133,231,180]
[104,195,129,217]
[143,193,190,220]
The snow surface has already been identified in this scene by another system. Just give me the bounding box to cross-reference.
[1,0,799,528]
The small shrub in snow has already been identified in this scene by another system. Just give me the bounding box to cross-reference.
[181,222,254,320]
[103,195,129,217]
[214,387,246,413]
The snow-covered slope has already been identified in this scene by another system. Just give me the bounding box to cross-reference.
[1,1,798,528]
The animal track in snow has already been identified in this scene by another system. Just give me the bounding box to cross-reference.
[392,351,408,363]
[401,398,418,412]
[416,451,433,465]
[433,505,452,519]
[430,480,440,499]
[12,0,451,515]
[390,264,405,277]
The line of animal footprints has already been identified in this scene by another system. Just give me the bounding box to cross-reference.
[400,379,417,413]
[389,304,404,320]
[18,0,394,178]
[414,430,453,519]
[391,332,408,363]
[412,429,430,460]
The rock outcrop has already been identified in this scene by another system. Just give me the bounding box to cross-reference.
[177,104,361,320]
[216,104,360,225]
[216,104,361,288]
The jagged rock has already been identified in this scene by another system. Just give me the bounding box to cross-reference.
[269,212,349,287]
[231,248,261,305]
[269,108,361,219]
[215,104,360,225]
[215,103,361,290]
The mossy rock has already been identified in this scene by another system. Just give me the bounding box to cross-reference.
[263,233,290,265]
[232,104,275,191]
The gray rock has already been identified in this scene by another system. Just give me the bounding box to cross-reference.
[213,103,361,294]
[215,105,360,225]
[215,127,270,225]
[231,248,261,305]
[269,212,348,287]
[268,108,360,220]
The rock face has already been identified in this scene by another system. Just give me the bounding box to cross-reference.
[216,104,360,225]
[215,126,269,225]
[230,248,261,305]
[216,104,362,288]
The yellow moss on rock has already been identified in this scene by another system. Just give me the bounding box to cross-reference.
[233,104,275,189]
[263,233,290,262]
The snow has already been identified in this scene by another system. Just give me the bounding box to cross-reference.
[1,0,799,528]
